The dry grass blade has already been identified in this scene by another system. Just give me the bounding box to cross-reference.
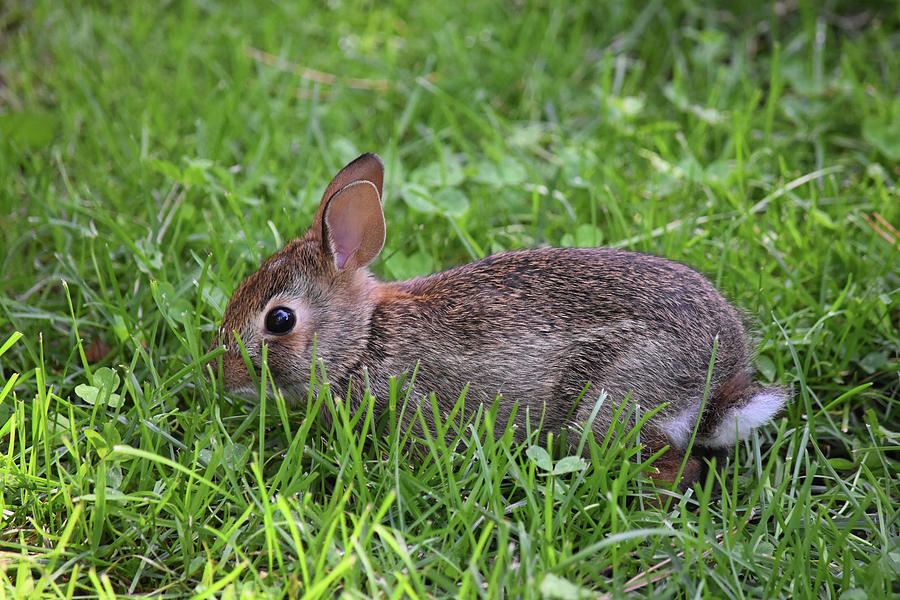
[246,46,390,91]
[863,212,900,251]
[596,509,758,598]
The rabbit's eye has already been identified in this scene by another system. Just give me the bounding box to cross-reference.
[265,307,296,335]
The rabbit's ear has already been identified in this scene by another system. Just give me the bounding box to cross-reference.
[322,180,386,270]
[313,153,384,227]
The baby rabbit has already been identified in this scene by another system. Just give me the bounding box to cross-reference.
[211,153,787,488]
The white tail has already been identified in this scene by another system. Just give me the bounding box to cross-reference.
[701,390,787,448]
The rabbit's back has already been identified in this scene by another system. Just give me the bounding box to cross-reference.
[353,247,752,444]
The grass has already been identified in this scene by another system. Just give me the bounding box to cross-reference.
[1,0,898,597]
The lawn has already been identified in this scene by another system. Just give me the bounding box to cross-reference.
[1,1,898,597]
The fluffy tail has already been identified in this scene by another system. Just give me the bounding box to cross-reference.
[698,380,789,448]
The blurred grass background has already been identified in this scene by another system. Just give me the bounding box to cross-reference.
[0,0,898,597]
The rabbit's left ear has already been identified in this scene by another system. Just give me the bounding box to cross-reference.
[321,180,386,271]
[313,153,384,228]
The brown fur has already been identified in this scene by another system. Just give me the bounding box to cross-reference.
[210,153,786,490]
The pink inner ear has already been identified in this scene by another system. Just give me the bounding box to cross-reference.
[331,221,359,270]
[313,154,384,228]
[324,180,385,270]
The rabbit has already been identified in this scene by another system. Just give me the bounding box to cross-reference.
[210,152,787,489]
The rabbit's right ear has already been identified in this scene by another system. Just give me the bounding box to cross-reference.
[322,180,386,271]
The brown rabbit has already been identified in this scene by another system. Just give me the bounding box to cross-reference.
[211,153,787,489]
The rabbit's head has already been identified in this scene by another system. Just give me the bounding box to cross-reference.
[210,154,386,398]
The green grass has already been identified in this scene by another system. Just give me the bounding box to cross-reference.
[1,0,898,597]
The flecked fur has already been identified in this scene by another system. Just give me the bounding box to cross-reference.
[211,153,787,489]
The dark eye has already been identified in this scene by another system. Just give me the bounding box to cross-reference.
[264,306,296,335]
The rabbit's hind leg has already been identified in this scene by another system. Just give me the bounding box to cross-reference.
[641,431,705,493]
